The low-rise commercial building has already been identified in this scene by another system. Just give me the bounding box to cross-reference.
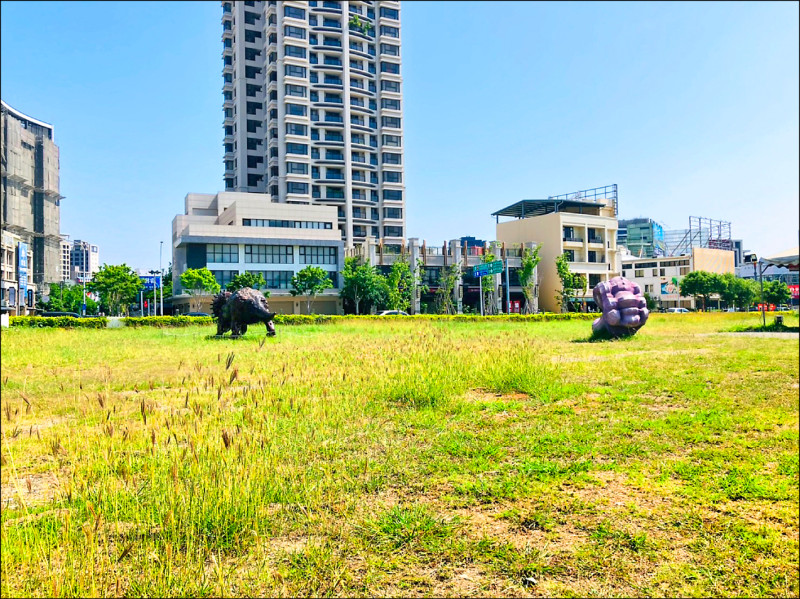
[171,192,344,314]
[493,193,620,313]
[620,246,735,310]
[346,238,540,314]
[1,229,36,314]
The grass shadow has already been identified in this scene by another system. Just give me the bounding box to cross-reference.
[572,329,639,344]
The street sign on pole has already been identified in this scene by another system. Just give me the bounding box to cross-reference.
[473,260,503,277]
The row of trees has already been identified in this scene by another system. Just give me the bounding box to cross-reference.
[179,266,335,313]
[679,271,792,310]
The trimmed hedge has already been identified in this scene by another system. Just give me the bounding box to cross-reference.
[7,312,597,329]
[122,316,214,328]
[274,313,597,325]
[9,316,108,329]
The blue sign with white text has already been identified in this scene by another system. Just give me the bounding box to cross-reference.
[17,242,28,300]
[140,275,161,291]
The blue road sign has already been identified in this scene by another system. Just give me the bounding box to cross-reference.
[140,275,161,291]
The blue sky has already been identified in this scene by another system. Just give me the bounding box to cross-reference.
[1,1,797,271]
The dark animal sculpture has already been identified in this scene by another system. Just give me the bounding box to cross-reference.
[212,287,276,338]
[592,276,649,337]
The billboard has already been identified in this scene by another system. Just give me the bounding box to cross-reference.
[660,277,680,298]
[789,285,799,300]
[17,242,28,300]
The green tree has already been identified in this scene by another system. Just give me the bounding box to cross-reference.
[518,244,541,314]
[180,267,221,312]
[718,273,759,311]
[480,251,499,315]
[291,266,333,313]
[762,280,792,307]
[555,253,587,313]
[385,257,414,312]
[41,282,98,315]
[88,264,142,316]
[435,264,461,315]
[340,257,384,315]
[679,270,721,311]
[226,271,269,294]
[643,292,658,311]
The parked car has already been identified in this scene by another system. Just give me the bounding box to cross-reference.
[378,310,409,316]
[666,307,690,313]
[776,305,791,312]
[185,312,210,317]
[40,311,80,318]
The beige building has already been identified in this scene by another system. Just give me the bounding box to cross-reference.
[1,100,62,285]
[621,246,735,310]
[172,191,344,315]
[494,192,619,312]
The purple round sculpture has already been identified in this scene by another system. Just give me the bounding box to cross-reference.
[592,276,649,337]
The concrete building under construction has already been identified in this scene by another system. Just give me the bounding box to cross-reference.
[1,100,63,286]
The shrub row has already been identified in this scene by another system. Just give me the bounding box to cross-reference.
[122,315,215,327]
[8,312,597,329]
[276,312,598,325]
[9,316,108,328]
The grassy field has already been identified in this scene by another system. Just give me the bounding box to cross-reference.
[1,312,798,598]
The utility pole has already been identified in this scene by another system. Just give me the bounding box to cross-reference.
[159,241,164,316]
[505,258,511,314]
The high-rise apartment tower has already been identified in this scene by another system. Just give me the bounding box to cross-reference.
[222,0,405,248]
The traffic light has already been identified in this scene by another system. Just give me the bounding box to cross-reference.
[144,300,148,309]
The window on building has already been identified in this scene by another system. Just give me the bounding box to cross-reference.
[381,116,401,128]
[383,226,403,237]
[299,246,337,265]
[285,44,306,58]
[286,103,307,117]
[210,270,238,288]
[286,162,309,175]
[382,152,401,165]
[380,25,399,37]
[380,61,400,74]
[384,207,402,219]
[207,244,239,263]
[285,84,307,97]
[381,80,400,93]
[635,269,644,277]
[284,25,306,39]
[285,64,307,78]
[284,5,305,19]
[380,43,400,55]
[286,123,308,135]
[286,143,308,155]
[286,182,309,194]
[383,171,402,183]
[245,245,293,264]
[381,98,401,110]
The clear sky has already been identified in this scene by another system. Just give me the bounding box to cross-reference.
[2,1,797,271]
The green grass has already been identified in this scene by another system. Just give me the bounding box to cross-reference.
[1,312,798,597]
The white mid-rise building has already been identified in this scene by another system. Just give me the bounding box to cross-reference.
[222,0,405,248]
